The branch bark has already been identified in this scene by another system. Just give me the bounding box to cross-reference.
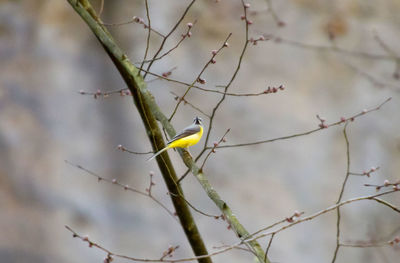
[67,1,270,262]
[67,1,211,262]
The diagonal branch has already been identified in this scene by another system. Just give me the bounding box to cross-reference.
[196,0,251,161]
[331,123,350,263]
[168,33,232,121]
[101,17,165,38]
[65,225,240,262]
[65,160,177,220]
[65,189,399,263]
[143,0,196,79]
[213,97,391,149]
[138,0,152,75]
[67,1,211,262]
[371,197,400,213]
[68,1,270,262]
[142,68,274,96]
[271,36,398,61]
[245,190,398,243]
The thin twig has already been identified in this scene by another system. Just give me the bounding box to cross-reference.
[349,166,379,177]
[213,98,391,149]
[143,0,197,79]
[139,0,152,75]
[197,1,251,161]
[343,61,400,92]
[371,198,400,213]
[364,180,400,191]
[168,33,232,121]
[170,91,211,118]
[212,244,253,253]
[331,123,350,263]
[339,242,388,248]
[264,233,275,262]
[68,1,212,261]
[373,31,398,58]
[65,190,399,263]
[142,68,274,96]
[65,160,177,220]
[147,67,178,83]
[102,18,165,38]
[200,129,230,170]
[177,169,191,185]
[271,36,398,61]
[117,144,154,155]
[168,191,220,218]
[177,129,230,184]
[248,211,304,240]
[98,0,104,17]
[278,35,400,91]
[245,190,398,243]
[138,22,197,65]
[265,0,285,26]
[160,245,180,261]
[65,225,238,263]
[78,88,132,98]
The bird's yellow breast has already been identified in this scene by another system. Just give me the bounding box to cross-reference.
[168,126,203,149]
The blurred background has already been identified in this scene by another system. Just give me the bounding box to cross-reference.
[1,0,399,262]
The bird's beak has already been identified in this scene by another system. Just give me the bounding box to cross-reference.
[194,117,202,125]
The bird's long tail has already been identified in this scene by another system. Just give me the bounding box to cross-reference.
[147,146,170,161]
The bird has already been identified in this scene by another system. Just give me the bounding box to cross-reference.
[147,117,204,161]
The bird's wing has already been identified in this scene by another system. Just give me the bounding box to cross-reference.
[168,124,200,144]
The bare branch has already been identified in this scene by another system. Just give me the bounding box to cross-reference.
[143,0,197,79]
[102,17,165,38]
[331,123,350,263]
[168,191,221,218]
[264,233,275,262]
[65,160,177,220]
[65,225,238,263]
[271,36,398,61]
[117,144,153,155]
[343,62,400,92]
[339,242,387,248]
[138,22,196,65]
[214,98,391,149]
[198,1,252,161]
[365,179,400,191]
[161,245,180,261]
[248,210,304,239]
[142,68,280,96]
[98,0,104,17]
[245,190,399,243]
[139,0,152,75]
[349,166,380,176]
[168,33,232,121]
[373,31,398,58]
[371,198,400,214]
[265,0,285,27]
[170,91,211,118]
[200,129,230,170]
[65,189,399,263]
[177,129,230,184]
[78,88,132,98]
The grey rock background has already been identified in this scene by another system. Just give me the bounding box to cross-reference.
[0,0,399,262]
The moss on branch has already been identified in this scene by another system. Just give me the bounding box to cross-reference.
[67,1,211,262]
[67,1,270,262]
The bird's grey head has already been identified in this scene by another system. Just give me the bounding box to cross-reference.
[194,116,202,125]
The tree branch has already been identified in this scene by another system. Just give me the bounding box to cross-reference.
[331,123,350,263]
[67,1,211,262]
[214,97,391,149]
